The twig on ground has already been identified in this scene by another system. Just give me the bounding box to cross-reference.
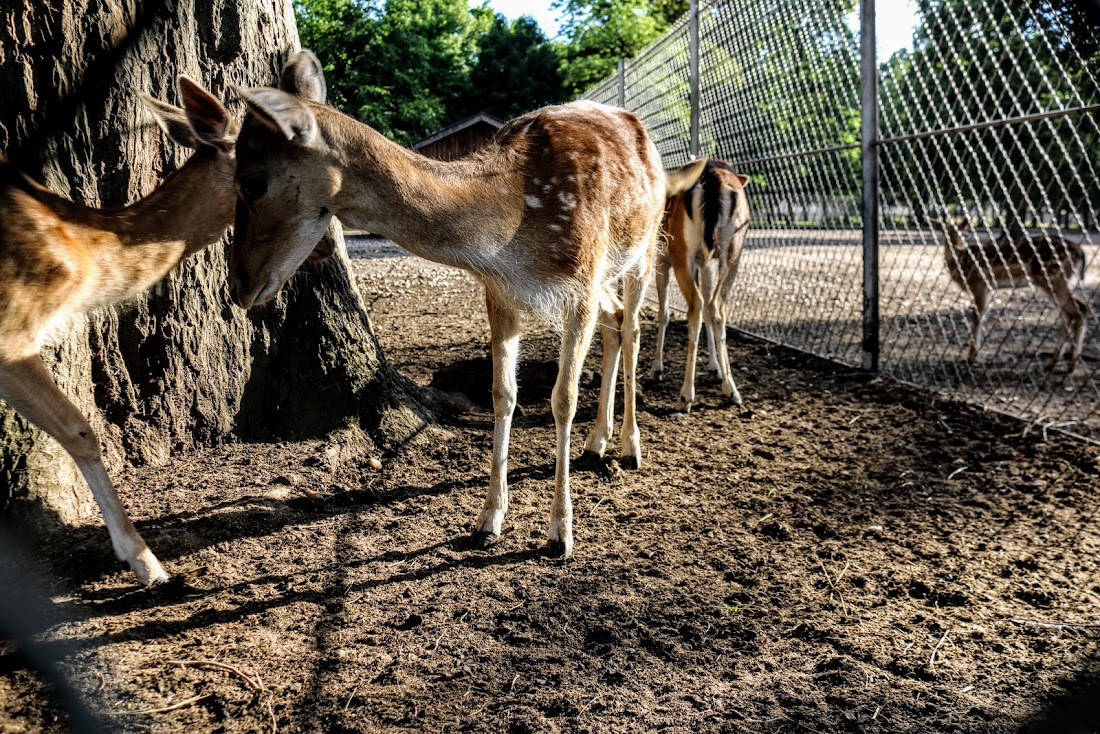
[343,686,359,713]
[817,560,850,616]
[780,713,826,734]
[164,658,277,733]
[165,659,262,691]
[267,697,278,734]
[108,693,211,716]
[1010,618,1100,631]
[929,629,950,668]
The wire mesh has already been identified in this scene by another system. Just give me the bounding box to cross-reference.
[581,0,1100,441]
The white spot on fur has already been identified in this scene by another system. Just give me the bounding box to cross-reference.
[558,191,576,209]
[549,223,562,231]
[525,195,542,209]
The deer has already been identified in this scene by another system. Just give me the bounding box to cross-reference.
[932,219,1089,371]
[0,78,244,586]
[226,51,706,558]
[650,158,750,412]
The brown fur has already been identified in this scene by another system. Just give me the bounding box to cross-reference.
[230,52,704,557]
[935,219,1089,370]
[0,149,235,361]
[651,158,751,411]
[0,79,238,586]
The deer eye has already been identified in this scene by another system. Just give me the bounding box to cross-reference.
[238,177,267,202]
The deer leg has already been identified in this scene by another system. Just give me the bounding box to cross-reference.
[648,253,671,381]
[0,356,168,585]
[471,292,522,549]
[967,285,989,363]
[710,292,742,406]
[673,258,704,413]
[700,261,720,373]
[547,298,600,558]
[1048,284,1089,372]
[581,290,623,461]
[1068,298,1090,372]
[620,267,649,469]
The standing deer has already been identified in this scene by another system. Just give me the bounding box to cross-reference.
[933,219,1088,370]
[228,51,705,557]
[0,78,239,585]
[650,158,750,412]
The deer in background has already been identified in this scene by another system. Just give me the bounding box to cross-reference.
[650,158,751,412]
[932,219,1088,371]
[0,78,242,586]
[227,51,706,558]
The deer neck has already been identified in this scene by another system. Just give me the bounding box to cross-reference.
[325,114,520,268]
[112,148,236,257]
[80,148,235,299]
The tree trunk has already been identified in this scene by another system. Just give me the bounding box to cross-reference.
[0,0,425,527]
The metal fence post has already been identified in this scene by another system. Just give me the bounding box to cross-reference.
[860,0,880,372]
[617,58,626,108]
[689,0,700,158]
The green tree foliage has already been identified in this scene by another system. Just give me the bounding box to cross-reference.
[879,0,1100,230]
[556,0,689,93]
[294,0,481,144]
[454,13,566,120]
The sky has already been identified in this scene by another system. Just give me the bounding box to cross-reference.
[479,0,566,39]
[476,0,921,58]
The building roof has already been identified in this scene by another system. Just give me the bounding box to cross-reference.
[410,112,507,151]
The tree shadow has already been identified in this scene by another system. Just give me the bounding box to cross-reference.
[0,533,106,733]
[39,538,542,653]
[1019,643,1100,733]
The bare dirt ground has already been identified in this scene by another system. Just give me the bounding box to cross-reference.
[3,237,1100,733]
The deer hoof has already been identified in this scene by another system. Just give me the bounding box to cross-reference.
[649,369,664,382]
[469,530,499,550]
[577,450,603,467]
[545,539,573,558]
[620,455,640,471]
[131,549,169,586]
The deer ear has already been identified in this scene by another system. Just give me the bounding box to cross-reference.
[177,76,234,151]
[236,86,318,145]
[140,94,200,149]
[280,49,327,104]
[737,175,749,187]
[959,218,971,231]
[665,158,707,196]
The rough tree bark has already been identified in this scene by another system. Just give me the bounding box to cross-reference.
[0,0,425,526]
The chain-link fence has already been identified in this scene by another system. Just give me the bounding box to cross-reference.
[583,0,1100,442]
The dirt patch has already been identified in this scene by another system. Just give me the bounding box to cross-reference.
[3,238,1100,733]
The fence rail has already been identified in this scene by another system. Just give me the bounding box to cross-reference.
[582,0,1100,442]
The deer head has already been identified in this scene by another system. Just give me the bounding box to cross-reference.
[712,168,749,190]
[229,51,338,308]
[930,217,968,250]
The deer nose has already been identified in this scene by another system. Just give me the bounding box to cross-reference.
[229,272,253,309]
